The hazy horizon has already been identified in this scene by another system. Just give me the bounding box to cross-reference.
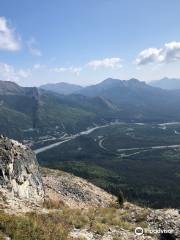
[1,76,180,88]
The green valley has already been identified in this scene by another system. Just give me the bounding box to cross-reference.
[37,122,180,208]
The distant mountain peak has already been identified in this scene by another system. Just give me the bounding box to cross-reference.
[102,77,119,82]
[129,78,140,82]
[0,80,21,88]
[40,82,83,95]
[150,77,180,90]
[102,78,142,85]
[100,78,122,86]
[126,78,147,88]
[161,76,170,80]
[90,78,146,90]
[0,80,24,95]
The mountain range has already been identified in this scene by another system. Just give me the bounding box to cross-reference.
[40,77,180,93]
[150,77,180,90]
[40,82,83,95]
[0,80,117,140]
[1,78,180,140]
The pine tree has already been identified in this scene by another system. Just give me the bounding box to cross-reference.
[117,190,124,207]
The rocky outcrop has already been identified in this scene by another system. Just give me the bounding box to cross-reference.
[148,209,180,239]
[41,168,115,208]
[0,136,44,208]
[69,203,180,240]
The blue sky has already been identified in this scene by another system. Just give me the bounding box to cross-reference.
[0,0,180,86]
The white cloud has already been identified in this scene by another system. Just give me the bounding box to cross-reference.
[0,16,21,51]
[0,63,30,82]
[52,66,82,76]
[51,58,123,76]
[33,64,45,70]
[53,67,67,73]
[27,37,42,56]
[135,41,180,65]
[18,69,30,78]
[87,57,123,70]
[70,67,82,75]
[33,64,41,70]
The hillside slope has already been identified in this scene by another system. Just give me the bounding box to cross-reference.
[41,167,114,208]
[0,137,179,240]
[0,136,113,212]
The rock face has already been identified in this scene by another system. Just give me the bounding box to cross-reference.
[0,136,44,205]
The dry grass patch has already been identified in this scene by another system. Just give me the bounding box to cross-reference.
[0,211,70,240]
[43,198,65,209]
[0,205,150,239]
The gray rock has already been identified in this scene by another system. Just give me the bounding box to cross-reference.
[0,136,44,204]
[147,209,180,239]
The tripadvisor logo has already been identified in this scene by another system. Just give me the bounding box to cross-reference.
[135,227,144,236]
[135,227,174,236]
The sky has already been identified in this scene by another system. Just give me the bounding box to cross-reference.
[0,0,180,87]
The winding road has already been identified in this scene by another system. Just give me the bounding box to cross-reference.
[34,121,180,156]
[34,122,122,154]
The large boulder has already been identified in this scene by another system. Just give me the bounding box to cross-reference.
[0,136,44,205]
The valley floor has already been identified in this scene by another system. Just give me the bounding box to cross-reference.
[37,122,180,208]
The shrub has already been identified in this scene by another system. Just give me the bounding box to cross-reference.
[92,222,108,235]
[117,191,124,208]
[43,198,65,209]
[0,232,5,240]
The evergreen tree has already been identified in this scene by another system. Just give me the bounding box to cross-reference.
[117,190,124,207]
